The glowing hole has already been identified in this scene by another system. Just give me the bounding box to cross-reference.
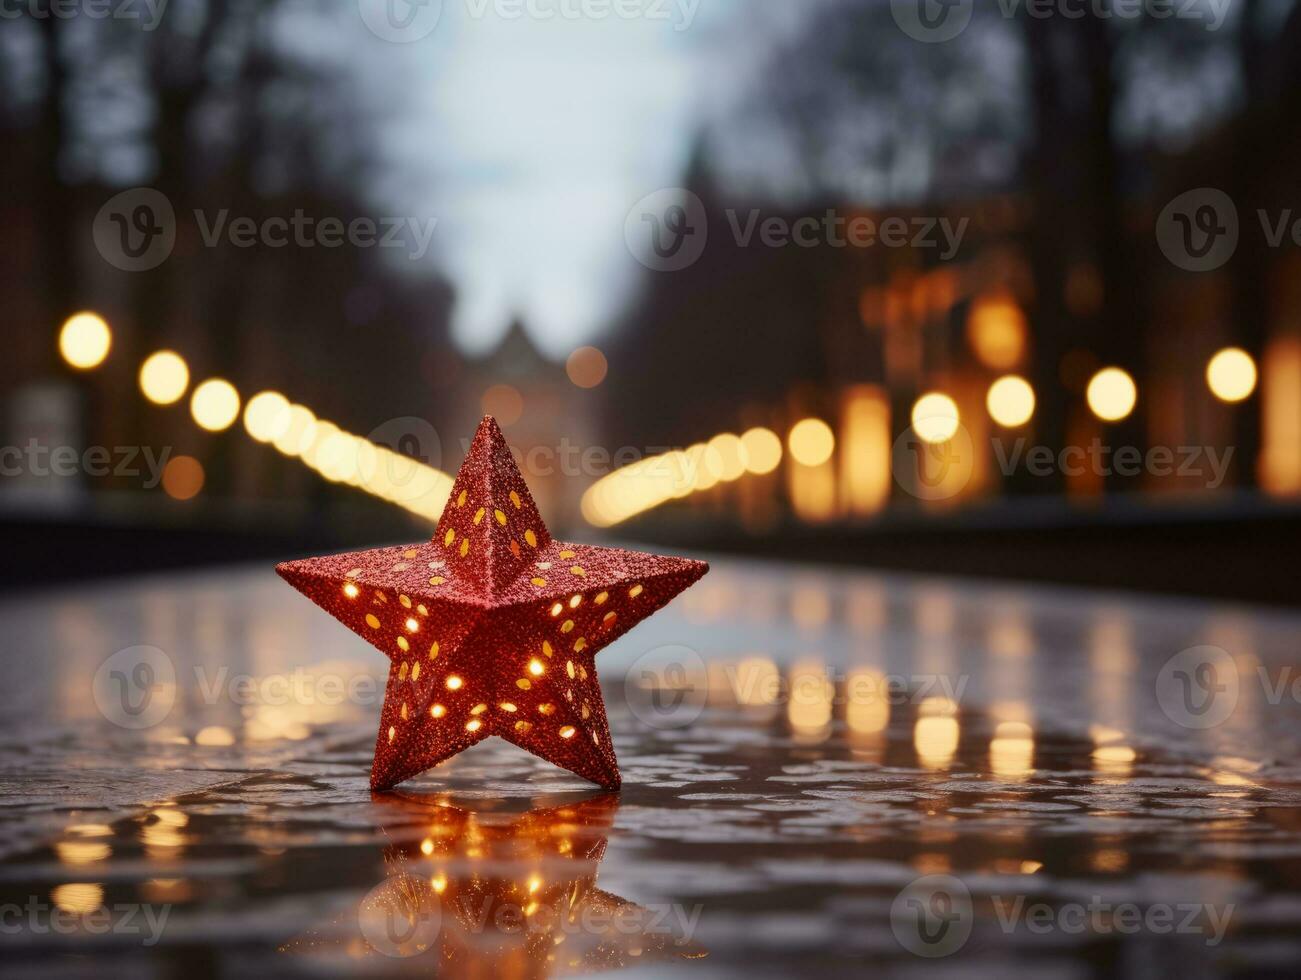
[529,659,545,676]
[559,726,576,739]
[343,583,359,599]
[446,676,463,690]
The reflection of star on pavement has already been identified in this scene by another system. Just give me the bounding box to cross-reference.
[281,793,707,975]
[277,416,708,790]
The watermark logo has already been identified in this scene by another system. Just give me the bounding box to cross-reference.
[891,875,973,957]
[363,416,444,503]
[358,879,442,957]
[0,0,170,30]
[93,188,176,272]
[623,644,708,729]
[891,0,973,43]
[1156,645,1240,729]
[625,188,708,272]
[0,897,171,946]
[93,189,438,270]
[93,645,176,729]
[358,0,443,42]
[1157,188,1239,272]
[891,421,975,502]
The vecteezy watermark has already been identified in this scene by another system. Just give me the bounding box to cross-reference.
[723,210,968,261]
[624,188,709,272]
[0,897,171,946]
[1156,645,1301,730]
[93,645,387,729]
[93,187,438,272]
[890,0,1229,43]
[624,188,969,271]
[891,874,1234,957]
[623,646,970,731]
[1157,188,1301,272]
[357,875,702,958]
[993,439,1234,489]
[0,0,170,30]
[0,442,172,488]
[93,646,176,729]
[891,875,974,957]
[358,0,699,42]
[891,422,1235,502]
[623,644,709,729]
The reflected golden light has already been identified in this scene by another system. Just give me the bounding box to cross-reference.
[787,660,833,738]
[56,840,111,865]
[846,668,890,735]
[566,346,608,389]
[911,392,960,444]
[190,378,241,432]
[58,312,111,370]
[740,427,783,475]
[730,657,780,706]
[788,418,835,467]
[1206,347,1258,403]
[195,725,235,747]
[51,883,104,915]
[139,350,189,405]
[989,721,1035,779]
[1086,367,1137,422]
[161,455,205,501]
[914,716,959,769]
[967,293,1027,369]
[986,375,1036,428]
[243,390,292,443]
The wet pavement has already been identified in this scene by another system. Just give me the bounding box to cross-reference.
[1,555,1300,977]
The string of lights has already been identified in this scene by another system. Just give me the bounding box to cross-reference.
[58,312,455,521]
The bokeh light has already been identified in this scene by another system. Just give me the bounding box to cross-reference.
[788,418,835,467]
[911,392,960,444]
[707,432,747,482]
[243,391,292,443]
[274,404,319,457]
[1206,347,1258,403]
[1086,367,1137,422]
[161,456,205,501]
[741,427,783,475]
[566,346,608,388]
[58,312,112,370]
[986,375,1036,428]
[967,294,1026,369]
[481,384,524,426]
[138,351,190,405]
[190,379,241,432]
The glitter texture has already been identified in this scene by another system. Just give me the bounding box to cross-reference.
[277,416,709,790]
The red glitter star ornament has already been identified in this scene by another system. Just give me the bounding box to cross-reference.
[277,417,708,791]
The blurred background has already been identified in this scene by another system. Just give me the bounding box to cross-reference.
[4,0,1300,602]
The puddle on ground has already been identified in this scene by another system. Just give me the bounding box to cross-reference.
[3,697,1300,978]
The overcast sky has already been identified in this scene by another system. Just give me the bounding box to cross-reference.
[359,0,817,359]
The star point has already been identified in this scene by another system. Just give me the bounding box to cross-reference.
[277,416,708,791]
